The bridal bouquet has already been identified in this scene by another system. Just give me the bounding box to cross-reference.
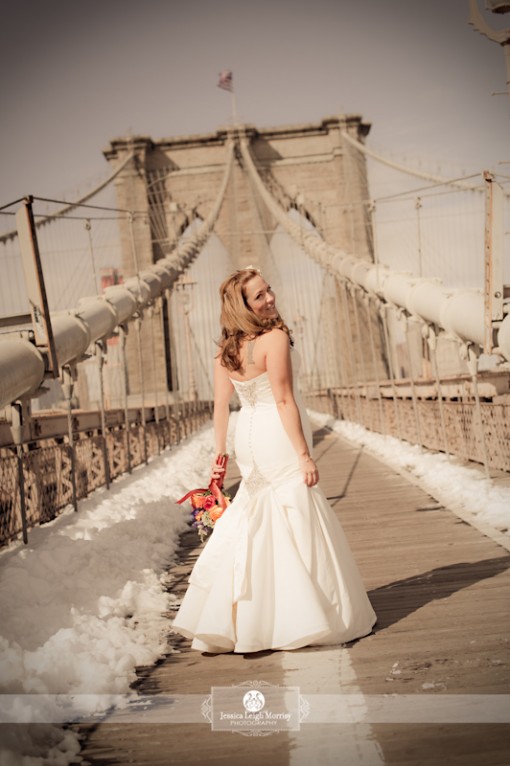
[188,486,231,541]
[177,454,230,542]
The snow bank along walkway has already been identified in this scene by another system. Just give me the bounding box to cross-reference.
[79,424,510,766]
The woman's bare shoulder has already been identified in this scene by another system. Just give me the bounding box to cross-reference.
[259,328,290,348]
[214,352,229,374]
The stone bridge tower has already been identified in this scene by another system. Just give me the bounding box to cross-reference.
[104,115,380,398]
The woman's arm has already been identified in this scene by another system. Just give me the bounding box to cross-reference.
[263,329,319,487]
[211,355,234,479]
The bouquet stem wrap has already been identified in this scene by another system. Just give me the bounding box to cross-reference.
[177,455,230,540]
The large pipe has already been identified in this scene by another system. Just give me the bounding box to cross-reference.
[0,341,46,406]
[406,279,447,326]
[0,142,235,410]
[239,138,510,362]
[74,297,119,343]
[138,271,163,301]
[103,286,138,324]
[441,291,485,349]
[51,313,91,365]
[382,273,416,309]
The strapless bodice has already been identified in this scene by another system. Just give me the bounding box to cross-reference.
[230,349,301,409]
[230,372,275,408]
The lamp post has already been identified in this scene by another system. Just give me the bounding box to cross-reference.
[468,0,510,105]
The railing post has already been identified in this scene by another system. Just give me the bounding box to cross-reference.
[134,314,148,464]
[483,170,504,354]
[160,294,171,448]
[9,402,28,544]
[467,346,491,479]
[95,341,110,489]
[62,365,78,512]
[16,443,28,544]
[149,305,160,455]
[119,325,132,474]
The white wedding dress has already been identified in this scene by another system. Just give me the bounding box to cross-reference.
[172,352,376,653]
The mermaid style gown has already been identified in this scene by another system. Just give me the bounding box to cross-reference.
[171,352,376,653]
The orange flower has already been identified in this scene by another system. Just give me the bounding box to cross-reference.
[191,493,206,509]
[209,506,224,522]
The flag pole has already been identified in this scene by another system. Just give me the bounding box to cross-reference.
[231,90,238,126]
[218,70,236,126]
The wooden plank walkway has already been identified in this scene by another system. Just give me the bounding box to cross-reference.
[77,425,510,765]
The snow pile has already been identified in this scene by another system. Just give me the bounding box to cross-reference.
[0,728,82,766]
[0,421,224,764]
[309,410,510,539]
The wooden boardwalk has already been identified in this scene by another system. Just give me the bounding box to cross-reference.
[77,426,510,765]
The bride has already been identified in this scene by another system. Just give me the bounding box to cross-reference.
[171,267,376,653]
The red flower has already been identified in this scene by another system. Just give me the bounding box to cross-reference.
[203,494,217,511]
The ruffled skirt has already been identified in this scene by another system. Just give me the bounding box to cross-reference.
[172,473,376,653]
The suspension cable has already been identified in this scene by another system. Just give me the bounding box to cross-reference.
[0,151,136,244]
[340,131,487,193]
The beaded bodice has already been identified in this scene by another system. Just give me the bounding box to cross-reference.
[230,372,275,409]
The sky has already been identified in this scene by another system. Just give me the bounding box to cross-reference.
[0,0,509,208]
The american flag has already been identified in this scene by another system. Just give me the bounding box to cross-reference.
[217,70,233,92]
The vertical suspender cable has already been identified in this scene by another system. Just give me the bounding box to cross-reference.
[365,293,386,434]
[381,305,403,440]
[339,280,362,424]
[404,315,423,446]
[427,326,450,459]
[415,197,423,278]
[85,218,100,295]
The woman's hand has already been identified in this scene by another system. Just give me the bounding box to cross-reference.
[299,454,319,487]
[210,454,227,484]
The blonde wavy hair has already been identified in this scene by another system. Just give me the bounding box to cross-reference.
[218,268,293,372]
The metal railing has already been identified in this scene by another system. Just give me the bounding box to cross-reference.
[305,374,510,473]
[0,400,212,546]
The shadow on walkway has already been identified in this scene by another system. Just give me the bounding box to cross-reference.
[368,555,510,631]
